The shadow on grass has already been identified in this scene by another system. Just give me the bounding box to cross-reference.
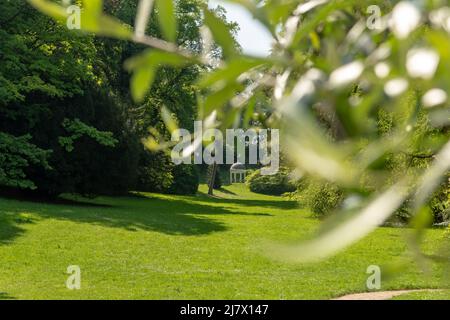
[0,192,113,208]
[0,211,37,245]
[216,188,237,196]
[0,292,15,300]
[0,192,275,243]
[0,187,295,243]
[196,191,299,210]
[0,221,25,245]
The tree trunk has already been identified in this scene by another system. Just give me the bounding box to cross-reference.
[208,162,218,196]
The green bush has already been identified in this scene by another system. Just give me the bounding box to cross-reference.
[137,152,174,193]
[310,182,344,217]
[430,179,450,224]
[137,152,200,195]
[291,179,344,217]
[392,178,449,225]
[246,167,296,196]
[167,164,199,195]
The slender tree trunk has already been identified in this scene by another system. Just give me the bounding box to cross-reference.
[208,162,218,196]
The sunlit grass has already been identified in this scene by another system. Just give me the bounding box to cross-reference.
[0,184,448,299]
[393,290,450,300]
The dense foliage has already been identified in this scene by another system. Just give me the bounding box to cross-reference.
[0,0,140,196]
[167,164,199,195]
[0,0,237,196]
[0,133,50,190]
[291,179,344,217]
[246,167,296,195]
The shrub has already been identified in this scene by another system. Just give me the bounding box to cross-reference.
[430,179,450,224]
[137,152,200,195]
[291,179,344,217]
[246,167,296,196]
[392,177,449,224]
[167,164,199,195]
[309,182,344,216]
[137,152,174,193]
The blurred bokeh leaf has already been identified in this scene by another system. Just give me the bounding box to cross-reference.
[125,50,189,102]
[28,0,68,21]
[28,0,132,39]
[203,7,238,59]
[155,0,177,42]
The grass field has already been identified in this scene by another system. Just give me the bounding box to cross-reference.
[392,290,450,300]
[0,184,448,300]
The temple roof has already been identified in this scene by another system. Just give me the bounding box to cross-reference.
[230,162,246,170]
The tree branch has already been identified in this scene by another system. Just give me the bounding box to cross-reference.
[132,34,193,58]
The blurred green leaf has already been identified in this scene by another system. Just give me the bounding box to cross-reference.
[155,0,177,42]
[411,206,433,230]
[160,105,179,133]
[262,0,298,26]
[84,0,102,17]
[95,15,133,39]
[309,31,321,51]
[203,7,238,59]
[28,0,132,40]
[199,58,267,88]
[82,0,132,39]
[28,0,68,22]
[242,95,256,128]
[130,65,157,103]
[125,50,190,102]
[290,0,357,48]
[81,0,103,31]
[203,82,242,115]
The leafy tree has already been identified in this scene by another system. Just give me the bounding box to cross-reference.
[0,133,50,190]
[108,0,239,196]
[0,0,138,196]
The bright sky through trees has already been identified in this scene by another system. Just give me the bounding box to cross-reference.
[209,0,274,57]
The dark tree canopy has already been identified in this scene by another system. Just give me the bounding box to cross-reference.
[0,0,238,197]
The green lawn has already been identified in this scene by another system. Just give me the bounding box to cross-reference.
[0,184,448,300]
[392,290,450,300]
